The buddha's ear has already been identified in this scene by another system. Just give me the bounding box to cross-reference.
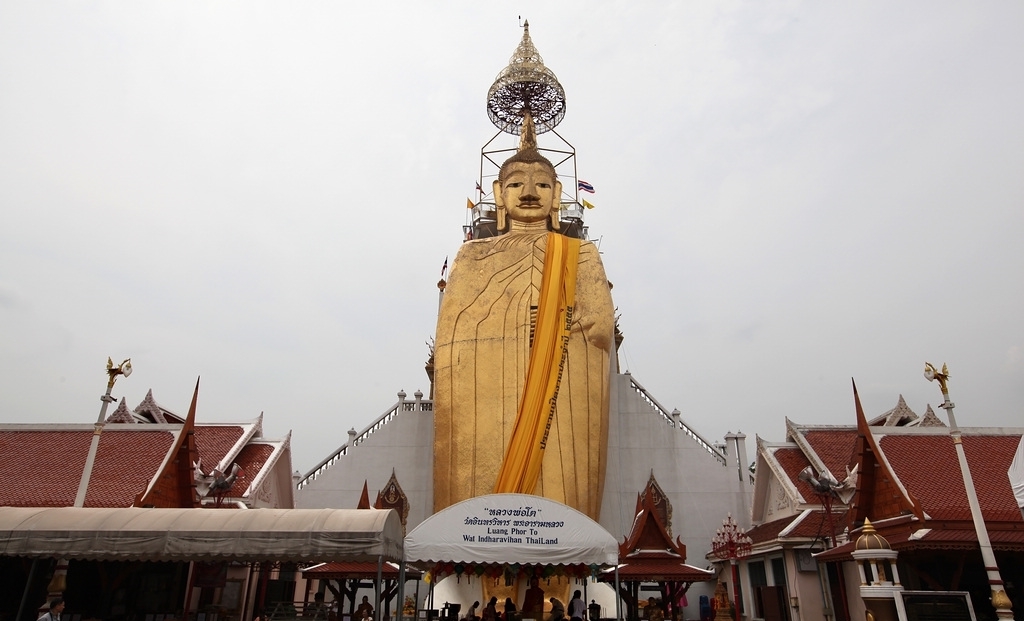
[492,180,504,207]
[549,179,563,230]
[493,179,508,232]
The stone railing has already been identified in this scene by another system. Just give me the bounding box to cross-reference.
[626,373,727,465]
[296,390,433,490]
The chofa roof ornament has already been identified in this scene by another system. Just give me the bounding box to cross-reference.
[486,20,567,136]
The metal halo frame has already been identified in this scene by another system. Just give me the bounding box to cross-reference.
[486,21,566,135]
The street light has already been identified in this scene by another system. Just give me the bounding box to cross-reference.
[96,357,132,424]
[924,362,1013,620]
[712,514,752,621]
[75,357,133,506]
[56,357,134,603]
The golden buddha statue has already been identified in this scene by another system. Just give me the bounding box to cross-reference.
[432,113,615,520]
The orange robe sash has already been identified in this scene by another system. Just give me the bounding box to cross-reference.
[493,232,580,495]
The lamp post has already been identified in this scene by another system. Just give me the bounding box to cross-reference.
[48,358,133,608]
[924,362,1013,620]
[712,514,752,621]
[74,357,132,506]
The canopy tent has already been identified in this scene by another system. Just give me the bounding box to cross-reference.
[401,494,622,620]
[303,561,421,580]
[404,493,618,566]
[0,506,404,563]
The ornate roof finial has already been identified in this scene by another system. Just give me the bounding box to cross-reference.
[487,21,566,135]
[855,518,891,551]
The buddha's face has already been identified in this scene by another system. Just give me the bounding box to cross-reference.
[494,161,561,224]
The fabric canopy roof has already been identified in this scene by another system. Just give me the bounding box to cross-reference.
[0,506,403,563]
[404,493,618,566]
[302,561,422,579]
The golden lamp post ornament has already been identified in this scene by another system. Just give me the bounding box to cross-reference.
[97,357,132,424]
[924,362,1013,619]
[106,357,132,389]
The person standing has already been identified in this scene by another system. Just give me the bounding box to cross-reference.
[503,598,518,621]
[483,598,499,621]
[357,596,374,621]
[568,592,585,621]
[39,598,64,621]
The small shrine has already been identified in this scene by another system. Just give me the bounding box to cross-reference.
[600,475,715,621]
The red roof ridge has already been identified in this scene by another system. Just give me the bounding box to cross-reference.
[134,378,201,508]
[850,380,926,524]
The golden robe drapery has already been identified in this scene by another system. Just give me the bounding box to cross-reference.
[432,230,614,519]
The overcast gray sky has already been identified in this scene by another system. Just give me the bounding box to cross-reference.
[3,2,1022,475]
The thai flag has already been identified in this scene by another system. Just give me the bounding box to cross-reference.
[578,179,595,194]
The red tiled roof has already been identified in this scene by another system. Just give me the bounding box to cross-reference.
[0,431,93,506]
[915,527,1024,551]
[789,511,843,538]
[747,515,797,544]
[227,443,276,495]
[878,434,1023,522]
[815,525,1024,563]
[83,430,176,507]
[0,429,176,507]
[773,448,811,493]
[803,430,858,479]
[194,425,246,469]
[612,559,715,582]
[748,511,843,545]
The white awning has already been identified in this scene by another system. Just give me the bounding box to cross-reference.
[0,506,403,563]
[404,494,618,566]
[1010,435,1024,511]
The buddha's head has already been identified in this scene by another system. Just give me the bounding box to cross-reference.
[493,112,562,232]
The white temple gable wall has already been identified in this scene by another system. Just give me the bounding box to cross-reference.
[601,372,752,553]
[295,402,435,525]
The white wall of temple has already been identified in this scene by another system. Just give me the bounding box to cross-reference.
[295,400,435,525]
[601,372,752,536]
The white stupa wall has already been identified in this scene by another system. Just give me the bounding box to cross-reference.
[295,393,436,526]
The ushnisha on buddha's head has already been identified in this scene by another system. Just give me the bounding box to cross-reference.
[493,112,562,231]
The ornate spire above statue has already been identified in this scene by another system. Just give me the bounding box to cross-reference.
[486,20,567,135]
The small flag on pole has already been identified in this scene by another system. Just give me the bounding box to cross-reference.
[467,198,475,209]
[582,199,596,209]
[578,179,595,194]
[475,181,483,195]
[441,256,448,277]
